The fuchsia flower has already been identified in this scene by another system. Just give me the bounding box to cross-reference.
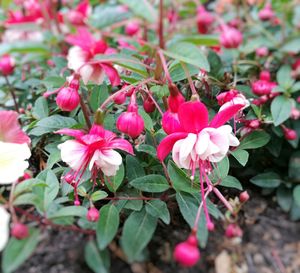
[66,28,120,86]
[116,92,144,138]
[0,55,15,76]
[0,111,31,184]
[251,70,277,96]
[258,3,274,21]
[217,89,249,112]
[196,6,214,34]
[220,25,243,49]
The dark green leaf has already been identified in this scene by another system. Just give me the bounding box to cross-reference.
[276,186,292,212]
[238,131,271,149]
[126,156,145,181]
[250,172,282,188]
[220,176,243,190]
[105,164,124,192]
[85,240,110,273]
[130,175,169,193]
[230,149,249,166]
[271,95,293,126]
[32,97,49,120]
[145,200,170,224]
[293,185,300,206]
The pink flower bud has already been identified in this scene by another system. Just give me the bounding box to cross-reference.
[64,173,75,184]
[283,127,297,140]
[248,119,260,129]
[87,207,100,222]
[225,224,243,238]
[11,223,29,240]
[18,172,32,183]
[162,111,183,135]
[56,87,80,112]
[113,92,126,105]
[259,70,271,82]
[0,55,15,76]
[256,47,269,57]
[143,96,155,113]
[168,92,185,113]
[220,26,243,49]
[251,80,273,96]
[74,200,81,206]
[207,222,215,231]
[292,59,300,71]
[239,191,250,202]
[125,21,140,36]
[290,108,300,120]
[259,3,274,21]
[196,6,214,34]
[67,10,85,25]
[116,95,144,138]
[174,236,200,267]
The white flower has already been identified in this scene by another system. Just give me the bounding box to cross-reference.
[0,206,10,251]
[172,125,239,169]
[0,142,31,184]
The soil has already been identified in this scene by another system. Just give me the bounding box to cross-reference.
[15,191,300,273]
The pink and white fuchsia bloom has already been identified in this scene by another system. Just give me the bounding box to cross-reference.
[0,111,31,184]
[56,124,133,203]
[66,28,120,86]
[217,89,250,112]
[158,100,243,228]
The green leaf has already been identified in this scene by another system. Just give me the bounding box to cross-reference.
[276,65,294,89]
[290,82,300,93]
[276,186,293,212]
[175,34,219,46]
[126,156,145,181]
[89,5,130,29]
[250,172,282,188]
[293,185,300,206]
[30,115,77,136]
[238,131,271,149]
[44,170,59,211]
[90,84,109,112]
[230,149,249,166]
[85,240,110,273]
[176,192,208,247]
[32,97,49,120]
[145,200,170,224]
[139,109,153,131]
[150,85,169,98]
[164,42,210,71]
[0,41,50,56]
[220,176,243,190]
[118,0,157,23]
[280,38,300,54]
[169,62,199,82]
[136,144,157,158]
[48,206,88,219]
[271,95,293,126]
[121,208,158,261]
[167,161,198,193]
[96,204,120,250]
[289,151,300,182]
[2,228,40,273]
[91,191,108,201]
[130,175,169,193]
[105,164,124,192]
[214,157,229,180]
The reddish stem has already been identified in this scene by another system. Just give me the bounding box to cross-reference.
[158,0,165,49]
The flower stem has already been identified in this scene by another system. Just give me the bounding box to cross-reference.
[4,76,19,113]
[158,0,165,49]
[181,62,198,95]
[79,95,92,129]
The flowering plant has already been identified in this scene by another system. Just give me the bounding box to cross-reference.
[0,0,300,272]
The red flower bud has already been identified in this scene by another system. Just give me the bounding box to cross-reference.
[162,111,183,135]
[256,47,269,57]
[173,235,200,267]
[251,80,273,96]
[259,70,271,82]
[125,21,140,36]
[0,55,15,76]
[87,207,100,222]
[11,223,29,240]
[225,224,243,238]
[196,6,214,34]
[143,96,155,113]
[283,127,297,140]
[220,26,243,49]
[239,191,250,202]
[113,92,126,105]
[56,87,80,112]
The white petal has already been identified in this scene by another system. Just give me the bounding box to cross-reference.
[67,46,87,71]
[92,150,122,176]
[80,65,94,84]
[0,206,10,251]
[0,142,31,184]
[195,131,210,155]
[58,140,87,171]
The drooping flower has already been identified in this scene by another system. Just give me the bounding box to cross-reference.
[158,100,243,229]
[0,206,10,251]
[0,111,31,184]
[66,28,120,86]
[196,6,214,34]
[258,3,274,21]
[217,89,249,112]
[56,124,133,202]
[251,70,277,96]
[66,0,91,26]
[0,55,15,76]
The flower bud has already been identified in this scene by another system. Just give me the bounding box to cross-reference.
[113,92,126,105]
[74,200,81,206]
[67,10,85,25]
[259,3,274,21]
[116,94,144,138]
[173,235,200,267]
[220,26,243,49]
[11,223,29,240]
[87,207,100,222]
[290,108,300,120]
[251,80,273,96]
[18,172,32,183]
[56,87,80,112]
[225,224,243,238]
[239,191,250,202]
[248,120,260,129]
[143,96,155,113]
[207,222,215,231]
[0,55,15,76]
[196,6,214,34]
[259,70,271,82]
[283,127,297,141]
[256,47,269,57]
[162,111,183,135]
[125,21,140,36]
